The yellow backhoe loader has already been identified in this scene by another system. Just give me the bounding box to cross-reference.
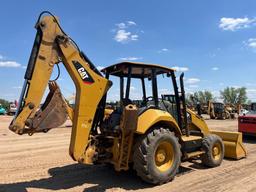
[9,12,247,184]
[208,101,230,120]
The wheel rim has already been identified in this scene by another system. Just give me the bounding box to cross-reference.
[155,141,174,172]
[212,143,221,160]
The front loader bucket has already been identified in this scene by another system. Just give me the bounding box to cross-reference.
[211,130,247,160]
[30,81,68,133]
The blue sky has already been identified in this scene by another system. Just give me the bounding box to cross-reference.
[0,0,256,102]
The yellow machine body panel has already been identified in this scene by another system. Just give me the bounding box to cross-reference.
[9,15,112,163]
[187,109,210,135]
[9,16,62,132]
[211,130,247,159]
[58,43,111,162]
[135,109,182,136]
[135,108,247,160]
[187,109,246,159]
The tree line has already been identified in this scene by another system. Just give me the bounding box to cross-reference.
[186,87,248,106]
[0,99,10,109]
[0,86,250,109]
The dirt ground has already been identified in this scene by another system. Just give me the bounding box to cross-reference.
[1,116,256,192]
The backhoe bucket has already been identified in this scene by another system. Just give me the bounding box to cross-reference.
[30,81,68,133]
[211,130,247,159]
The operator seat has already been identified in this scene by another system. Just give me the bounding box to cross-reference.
[101,99,132,136]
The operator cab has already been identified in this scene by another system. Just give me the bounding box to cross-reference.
[102,62,187,130]
[213,102,225,113]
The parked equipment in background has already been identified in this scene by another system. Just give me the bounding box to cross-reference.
[0,104,6,115]
[238,102,256,135]
[225,104,236,119]
[7,102,17,115]
[9,12,247,184]
[251,103,256,111]
[208,101,230,120]
[238,114,256,135]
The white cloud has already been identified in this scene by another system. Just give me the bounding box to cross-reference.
[186,78,200,84]
[247,89,256,93]
[114,30,138,43]
[247,88,256,100]
[246,82,253,86]
[130,86,136,90]
[113,21,139,43]
[189,84,198,88]
[116,22,126,29]
[159,88,170,94]
[211,67,219,71]
[116,21,136,29]
[131,34,138,41]
[0,54,22,68]
[246,38,256,49]
[119,57,142,61]
[96,66,104,71]
[114,30,131,42]
[12,86,22,89]
[129,85,141,100]
[231,85,240,89]
[0,61,21,68]
[219,17,256,31]
[158,48,169,53]
[172,66,189,72]
[127,21,136,26]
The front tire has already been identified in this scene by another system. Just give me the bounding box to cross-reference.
[133,128,181,184]
[201,134,224,167]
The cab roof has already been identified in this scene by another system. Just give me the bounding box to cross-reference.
[101,62,174,78]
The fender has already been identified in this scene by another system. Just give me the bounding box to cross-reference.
[187,108,210,136]
[135,109,182,136]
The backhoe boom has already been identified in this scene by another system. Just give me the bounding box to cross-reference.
[9,13,112,162]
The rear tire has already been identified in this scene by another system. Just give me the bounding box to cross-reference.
[133,128,181,184]
[201,134,224,167]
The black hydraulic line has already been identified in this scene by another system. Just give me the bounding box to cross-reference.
[80,52,102,77]
[125,66,132,100]
[141,78,146,102]
[94,72,110,132]
[151,69,158,107]
[180,72,189,136]
[25,29,42,80]
[171,71,182,129]
[49,63,60,81]
[120,77,124,101]
[37,11,81,52]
